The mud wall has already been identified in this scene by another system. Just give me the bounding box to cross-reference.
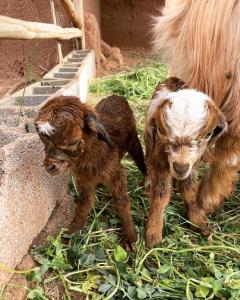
[0,0,73,98]
[101,0,165,47]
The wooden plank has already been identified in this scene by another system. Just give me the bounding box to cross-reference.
[76,0,86,49]
[49,0,63,64]
[0,16,81,40]
[60,0,83,28]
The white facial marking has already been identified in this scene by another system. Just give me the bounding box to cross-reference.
[164,89,210,138]
[37,121,55,136]
[228,154,239,167]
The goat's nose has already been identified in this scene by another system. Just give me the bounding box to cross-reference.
[46,164,57,173]
[173,162,190,175]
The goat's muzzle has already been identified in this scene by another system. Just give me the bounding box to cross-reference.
[173,162,190,176]
[170,161,192,180]
[44,154,71,175]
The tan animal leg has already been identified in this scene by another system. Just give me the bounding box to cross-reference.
[69,185,95,234]
[109,167,137,252]
[145,168,171,248]
[197,162,238,216]
[177,171,210,235]
[196,138,239,225]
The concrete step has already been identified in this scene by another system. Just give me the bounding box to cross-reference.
[40,80,71,86]
[59,68,78,72]
[33,86,61,95]
[72,54,85,59]
[14,96,48,106]
[62,63,81,67]
[67,58,84,63]
[53,73,76,79]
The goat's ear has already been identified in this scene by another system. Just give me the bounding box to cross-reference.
[163,77,187,91]
[145,117,157,158]
[145,99,171,159]
[155,99,172,136]
[209,110,227,143]
[84,113,114,148]
[202,101,228,143]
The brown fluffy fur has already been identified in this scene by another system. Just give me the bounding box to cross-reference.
[35,95,146,252]
[149,0,240,246]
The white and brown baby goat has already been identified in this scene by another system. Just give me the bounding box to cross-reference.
[145,77,227,248]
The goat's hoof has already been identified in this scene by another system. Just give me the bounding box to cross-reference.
[122,239,137,253]
[145,232,162,248]
[68,227,77,235]
[61,236,70,245]
[189,224,211,237]
[201,227,211,237]
[68,222,83,235]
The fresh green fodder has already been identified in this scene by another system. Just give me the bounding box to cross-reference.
[89,63,168,102]
[27,168,240,299]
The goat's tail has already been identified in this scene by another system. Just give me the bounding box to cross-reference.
[128,131,146,176]
[152,0,240,133]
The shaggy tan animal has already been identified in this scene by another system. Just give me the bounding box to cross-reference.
[146,0,240,247]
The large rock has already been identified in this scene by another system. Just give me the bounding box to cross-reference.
[0,107,70,286]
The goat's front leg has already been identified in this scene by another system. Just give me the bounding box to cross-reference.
[177,170,210,235]
[69,183,94,234]
[108,167,137,252]
[145,167,171,248]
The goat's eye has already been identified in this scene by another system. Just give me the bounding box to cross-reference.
[171,144,179,152]
[205,132,212,139]
[157,126,165,136]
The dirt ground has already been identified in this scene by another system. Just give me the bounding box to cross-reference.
[97,47,155,77]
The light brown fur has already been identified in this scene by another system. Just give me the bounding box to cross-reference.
[152,0,240,130]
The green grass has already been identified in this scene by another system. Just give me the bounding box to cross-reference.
[6,63,240,299]
[89,63,168,102]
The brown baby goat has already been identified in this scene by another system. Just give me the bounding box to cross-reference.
[144,77,227,248]
[35,95,146,252]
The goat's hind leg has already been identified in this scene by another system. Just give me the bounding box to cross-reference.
[127,132,146,176]
[109,167,137,252]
